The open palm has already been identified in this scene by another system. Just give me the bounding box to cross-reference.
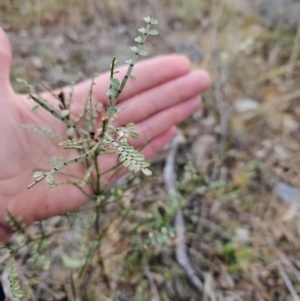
[0,27,210,243]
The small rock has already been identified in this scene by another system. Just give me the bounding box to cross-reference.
[234,98,259,113]
[31,56,43,69]
[273,180,300,205]
[234,228,251,245]
[283,114,299,132]
[274,145,290,160]
[261,139,273,149]
[255,149,267,159]
[53,35,65,48]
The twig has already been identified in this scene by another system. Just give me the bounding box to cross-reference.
[263,89,300,110]
[276,262,300,301]
[163,133,203,290]
[143,262,160,301]
[250,60,300,84]
[215,63,230,139]
[286,20,300,79]
[279,253,300,284]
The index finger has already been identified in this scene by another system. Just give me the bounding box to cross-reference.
[72,54,192,106]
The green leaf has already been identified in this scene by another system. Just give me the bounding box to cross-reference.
[129,164,135,171]
[129,131,139,138]
[12,284,20,291]
[222,242,236,263]
[130,46,138,53]
[107,105,118,115]
[87,142,100,158]
[142,168,152,176]
[126,123,135,130]
[150,19,158,25]
[61,252,86,269]
[12,291,24,298]
[134,165,141,172]
[108,88,118,97]
[129,74,136,80]
[123,160,131,167]
[45,175,55,185]
[135,36,142,43]
[33,171,44,178]
[139,50,148,56]
[147,29,158,35]
[122,144,134,150]
[32,104,40,113]
[67,127,74,137]
[61,110,70,117]
[125,59,133,64]
[130,150,139,156]
[138,27,146,34]
[110,78,120,88]
[141,162,150,168]
[119,154,127,162]
[143,16,151,23]
[133,154,145,161]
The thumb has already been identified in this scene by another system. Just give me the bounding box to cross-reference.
[0,27,13,96]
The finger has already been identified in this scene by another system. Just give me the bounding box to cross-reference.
[130,96,201,147]
[141,126,176,159]
[0,27,13,97]
[72,55,192,106]
[114,70,210,126]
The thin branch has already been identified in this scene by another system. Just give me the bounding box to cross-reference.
[276,262,300,301]
[286,20,300,79]
[163,133,203,290]
[143,262,160,301]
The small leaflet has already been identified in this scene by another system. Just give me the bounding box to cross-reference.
[134,165,140,172]
[123,160,131,167]
[45,175,55,185]
[108,88,118,97]
[32,105,40,113]
[67,127,74,137]
[129,131,139,138]
[110,78,120,89]
[142,168,152,176]
[33,171,44,178]
[79,165,94,187]
[135,36,142,43]
[130,46,138,52]
[139,51,148,56]
[147,30,158,35]
[150,19,158,25]
[61,110,70,117]
[126,123,135,130]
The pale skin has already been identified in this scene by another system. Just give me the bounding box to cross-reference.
[0,27,211,243]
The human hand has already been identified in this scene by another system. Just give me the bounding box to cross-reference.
[0,27,211,243]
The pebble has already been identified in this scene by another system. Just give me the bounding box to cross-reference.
[31,56,43,69]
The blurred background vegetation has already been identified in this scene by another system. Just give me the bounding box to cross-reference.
[1,0,300,300]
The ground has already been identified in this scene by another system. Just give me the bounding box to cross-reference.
[1,0,300,300]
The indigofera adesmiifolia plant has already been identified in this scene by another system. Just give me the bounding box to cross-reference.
[24,16,158,190]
